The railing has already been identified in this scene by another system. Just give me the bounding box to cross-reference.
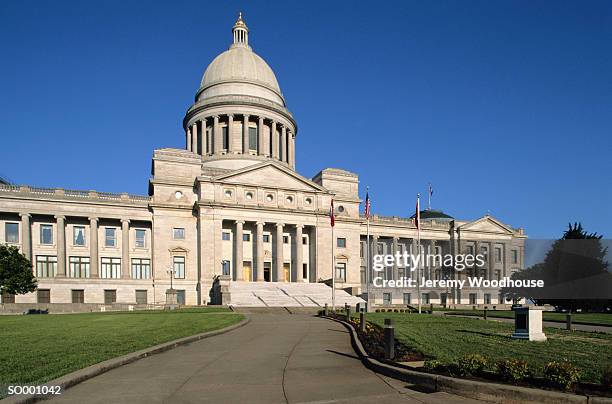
[0,184,151,203]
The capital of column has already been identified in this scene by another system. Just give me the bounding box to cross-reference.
[256,221,265,226]
[235,220,245,225]
[121,218,130,225]
[295,224,304,230]
[88,217,98,223]
[213,115,220,121]
[276,222,284,229]
[243,114,250,120]
[19,213,31,218]
[54,215,66,221]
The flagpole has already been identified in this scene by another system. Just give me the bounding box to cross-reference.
[332,222,335,312]
[417,193,422,314]
[428,183,431,210]
[366,187,370,312]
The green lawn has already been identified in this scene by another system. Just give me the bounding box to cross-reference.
[365,313,611,384]
[0,308,243,391]
[443,310,612,327]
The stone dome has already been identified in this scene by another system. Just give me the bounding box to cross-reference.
[197,16,285,107]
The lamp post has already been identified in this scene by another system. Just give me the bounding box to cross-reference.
[166,267,174,290]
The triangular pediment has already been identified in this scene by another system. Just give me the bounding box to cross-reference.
[212,162,327,192]
[458,216,514,235]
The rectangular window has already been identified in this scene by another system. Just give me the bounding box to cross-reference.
[104,289,117,305]
[173,228,185,240]
[176,290,186,305]
[37,289,51,304]
[105,227,116,247]
[263,234,270,243]
[71,289,85,304]
[469,293,477,305]
[222,126,229,149]
[512,249,518,264]
[335,262,346,282]
[467,245,474,255]
[243,233,251,242]
[135,229,146,248]
[422,293,430,305]
[100,257,121,279]
[495,247,502,263]
[173,256,185,279]
[1,291,15,304]
[135,290,148,304]
[221,260,231,276]
[403,293,411,305]
[131,258,151,279]
[5,222,19,243]
[73,226,86,246]
[283,235,289,244]
[383,293,392,305]
[337,238,346,248]
[69,256,90,278]
[40,224,53,245]
[248,126,257,151]
[36,255,57,278]
[360,266,366,284]
[302,236,308,245]
[484,293,491,305]
[222,231,230,241]
[377,243,384,255]
[303,263,308,279]
[480,246,488,261]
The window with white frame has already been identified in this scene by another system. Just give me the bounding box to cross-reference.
[173,228,185,240]
[135,229,146,248]
[131,258,151,279]
[101,257,121,278]
[105,228,116,247]
[40,224,53,245]
[222,231,230,241]
[173,256,185,279]
[335,262,346,282]
[221,260,231,276]
[337,238,346,248]
[5,222,18,243]
[73,226,86,246]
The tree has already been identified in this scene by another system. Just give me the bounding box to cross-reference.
[0,245,37,296]
[501,223,611,311]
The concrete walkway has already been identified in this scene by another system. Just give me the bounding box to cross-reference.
[50,313,479,403]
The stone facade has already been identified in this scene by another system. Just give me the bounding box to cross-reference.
[0,15,526,307]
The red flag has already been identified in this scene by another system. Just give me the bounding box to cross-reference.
[330,198,335,227]
[364,191,371,219]
[415,194,420,230]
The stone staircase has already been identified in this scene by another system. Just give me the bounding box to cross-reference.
[228,282,365,308]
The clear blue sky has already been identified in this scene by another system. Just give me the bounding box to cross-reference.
[1,1,610,238]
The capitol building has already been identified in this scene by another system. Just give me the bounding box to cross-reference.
[0,15,526,308]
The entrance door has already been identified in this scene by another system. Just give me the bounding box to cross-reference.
[441,293,447,307]
[283,263,291,282]
[243,262,252,281]
[264,262,271,282]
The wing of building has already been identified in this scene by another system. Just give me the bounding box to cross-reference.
[0,14,526,308]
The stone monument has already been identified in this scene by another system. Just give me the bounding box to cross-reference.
[511,306,547,341]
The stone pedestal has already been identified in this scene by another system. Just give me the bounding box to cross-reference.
[511,306,547,341]
[165,288,178,310]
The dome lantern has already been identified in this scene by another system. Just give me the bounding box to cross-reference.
[232,12,249,48]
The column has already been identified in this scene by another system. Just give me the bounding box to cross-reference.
[258,116,265,156]
[371,234,379,282]
[206,120,212,155]
[280,124,287,162]
[235,221,244,281]
[488,241,495,280]
[256,222,265,281]
[186,127,192,152]
[275,223,284,281]
[55,215,66,277]
[392,236,399,280]
[295,225,304,282]
[19,213,31,260]
[89,217,99,278]
[228,114,234,153]
[121,219,130,279]
[191,122,198,155]
[213,115,221,153]
[288,131,295,168]
[242,114,249,154]
[271,120,278,159]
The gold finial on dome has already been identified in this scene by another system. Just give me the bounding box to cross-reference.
[234,12,247,28]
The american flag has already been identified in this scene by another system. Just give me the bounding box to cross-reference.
[330,198,335,227]
[364,191,371,219]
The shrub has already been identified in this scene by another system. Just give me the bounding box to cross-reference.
[543,361,580,391]
[601,364,612,388]
[496,359,530,382]
[424,360,444,372]
[394,309,399,312]
[456,354,488,376]
[375,309,380,312]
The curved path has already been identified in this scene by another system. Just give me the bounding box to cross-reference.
[51,313,478,403]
